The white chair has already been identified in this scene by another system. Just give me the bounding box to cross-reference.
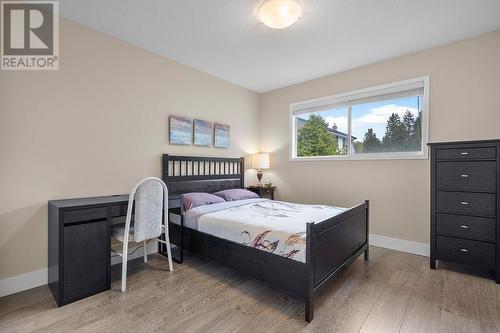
[112,177,173,292]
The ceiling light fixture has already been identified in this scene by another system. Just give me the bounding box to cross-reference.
[258,0,302,29]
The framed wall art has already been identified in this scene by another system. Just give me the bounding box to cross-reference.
[214,123,230,148]
[169,116,192,145]
[193,119,213,146]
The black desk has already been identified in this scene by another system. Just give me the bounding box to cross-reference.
[48,193,182,306]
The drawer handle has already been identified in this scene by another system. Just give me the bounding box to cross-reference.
[460,248,468,253]
[460,174,469,178]
[460,152,468,155]
[460,225,469,229]
[460,201,469,205]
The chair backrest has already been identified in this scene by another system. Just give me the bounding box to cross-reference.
[127,177,168,243]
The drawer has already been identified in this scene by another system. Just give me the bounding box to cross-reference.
[436,161,496,192]
[436,191,496,216]
[436,236,495,269]
[109,205,128,217]
[64,207,107,224]
[436,147,496,161]
[111,201,176,217]
[436,213,496,242]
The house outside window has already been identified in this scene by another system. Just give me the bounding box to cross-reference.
[290,76,429,161]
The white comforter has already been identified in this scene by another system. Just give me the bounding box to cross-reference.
[185,199,346,262]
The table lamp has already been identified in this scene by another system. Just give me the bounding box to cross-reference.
[251,153,270,186]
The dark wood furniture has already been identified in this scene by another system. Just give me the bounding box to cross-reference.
[161,154,369,322]
[48,193,181,306]
[246,186,276,200]
[429,139,500,283]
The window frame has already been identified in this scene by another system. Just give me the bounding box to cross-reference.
[289,76,430,161]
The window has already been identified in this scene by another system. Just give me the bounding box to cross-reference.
[290,77,429,160]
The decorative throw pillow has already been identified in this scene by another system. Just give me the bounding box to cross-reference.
[213,188,260,201]
[183,192,226,211]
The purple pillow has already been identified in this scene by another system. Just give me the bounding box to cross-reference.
[183,192,226,211]
[213,189,259,201]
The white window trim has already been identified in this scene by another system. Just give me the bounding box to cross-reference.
[289,76,430,161]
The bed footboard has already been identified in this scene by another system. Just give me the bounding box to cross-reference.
[305,200,369,322]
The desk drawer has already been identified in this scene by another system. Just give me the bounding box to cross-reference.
[436,147,496,161]
[436,213,496,242]
[436,161,496,192]
[436,191,496,216]
[64,208,107,224]
[436,236,495,269]
[110,205,128,217]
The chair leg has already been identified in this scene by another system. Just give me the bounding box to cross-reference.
[143,241,148,263]
[164,229,173,272]
[121,242,129,292]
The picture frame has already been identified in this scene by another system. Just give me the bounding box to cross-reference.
[193,119,213,146]
[214,123,230,148]
[169,116,192,145]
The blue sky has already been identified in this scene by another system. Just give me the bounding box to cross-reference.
[299,96,422,141]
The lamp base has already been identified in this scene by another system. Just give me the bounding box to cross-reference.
[257,169,263,186]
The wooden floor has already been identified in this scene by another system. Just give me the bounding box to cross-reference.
[1,246,499,333]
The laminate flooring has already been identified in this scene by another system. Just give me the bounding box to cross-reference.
[1,246,499,333]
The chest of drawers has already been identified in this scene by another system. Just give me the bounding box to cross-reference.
[429,140,500,283]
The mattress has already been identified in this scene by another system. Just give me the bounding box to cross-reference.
[172,198,347,262]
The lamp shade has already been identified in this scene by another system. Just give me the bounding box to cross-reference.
[251,153,270,170]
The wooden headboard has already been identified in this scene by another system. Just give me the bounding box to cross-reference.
[162,154,245,194]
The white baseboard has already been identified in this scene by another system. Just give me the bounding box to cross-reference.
[0,268,48,298]
[369,234,430,257]
[0,242,158,298]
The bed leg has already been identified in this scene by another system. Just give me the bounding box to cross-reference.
[305,298,314,323]
[364,247,369,260]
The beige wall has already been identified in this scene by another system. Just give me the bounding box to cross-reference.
[260,30,500,245]
[1,19,499,281]
[0,19,260,279]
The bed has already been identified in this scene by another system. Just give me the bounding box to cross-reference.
[160,154,369,322]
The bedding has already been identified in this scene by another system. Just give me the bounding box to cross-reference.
[213,188,259,201]
[182,192,226,210]
[184,198,347,262]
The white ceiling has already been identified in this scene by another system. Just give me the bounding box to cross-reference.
[59,0,500,93]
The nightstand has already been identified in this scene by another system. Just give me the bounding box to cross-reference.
[246,186,276,200]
